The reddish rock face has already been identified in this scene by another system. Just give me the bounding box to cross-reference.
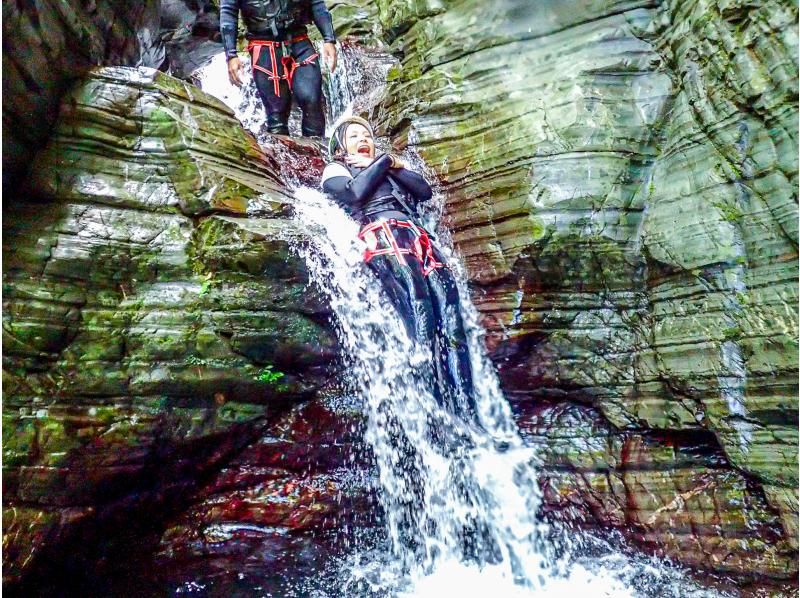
[517,400,797,586]
[267,136,329,189]
[151,396,377,595]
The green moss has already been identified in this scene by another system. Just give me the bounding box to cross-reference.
[713,200,744,223]
[386,65,403,82]
[722,325,742,341]
[217,402,268,423]
[532,231,634,291]
[254,364,285,384]
[198,273,214,296]
[2,415,36,466]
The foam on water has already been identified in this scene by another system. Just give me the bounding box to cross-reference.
[401,558,640,598]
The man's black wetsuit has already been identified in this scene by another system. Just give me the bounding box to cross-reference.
[220,0,335,136]
[322,155,477,418]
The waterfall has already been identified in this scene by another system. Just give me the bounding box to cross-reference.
[193,46,732,598]
[286,187,727,598]
[288,186,553,593]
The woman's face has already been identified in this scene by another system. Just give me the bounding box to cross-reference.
[344,123,375,158]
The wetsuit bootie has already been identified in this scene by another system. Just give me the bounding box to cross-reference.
[267,124,291,136]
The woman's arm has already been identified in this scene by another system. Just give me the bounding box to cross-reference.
[388,168,433,203]
[322,155,394,208]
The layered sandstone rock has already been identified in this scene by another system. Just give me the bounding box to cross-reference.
[2,0,164,190]
[352,0,798,581]
[2,66,337,587]
[3,0,797,590]
[520,401,795,583]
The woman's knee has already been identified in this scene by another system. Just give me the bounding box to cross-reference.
[293,66,322,106]
[295,84,322,110]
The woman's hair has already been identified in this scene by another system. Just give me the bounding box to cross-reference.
[328,116,374,160]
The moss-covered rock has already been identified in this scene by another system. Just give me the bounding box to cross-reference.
[340,0,798,580]
[2,66,338,586]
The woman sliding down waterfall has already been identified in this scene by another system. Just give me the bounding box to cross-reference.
[321,116,477,421]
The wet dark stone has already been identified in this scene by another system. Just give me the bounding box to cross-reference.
[2,0,165,192]
[161,0,223,80]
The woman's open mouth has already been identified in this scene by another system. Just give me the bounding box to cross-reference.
[357,144,371,154]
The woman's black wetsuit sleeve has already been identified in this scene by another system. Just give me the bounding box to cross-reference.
[323,154,394,210]
[220,0,240,59]
[311,0,336,43]
[389,168,433,203]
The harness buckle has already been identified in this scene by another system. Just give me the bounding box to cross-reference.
[358,219,445,276]
[247,35,318,97]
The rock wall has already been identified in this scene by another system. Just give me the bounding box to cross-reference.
[2,66,337,587]
[150,395,374,595]
[2,0,797,590]
[356,0,798,581]
[2,0,165,192]
[161,0,223,79]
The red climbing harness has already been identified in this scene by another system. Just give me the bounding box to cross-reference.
[247,35,319,97]
[358,219,446,277]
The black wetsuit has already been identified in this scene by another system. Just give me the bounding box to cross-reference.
[220,0,335,136]
[322,155,477,418]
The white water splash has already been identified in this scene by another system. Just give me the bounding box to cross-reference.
[289,187,548,587]
[193,41,733,598]
[287,187,728,598]
[195,52,271,142]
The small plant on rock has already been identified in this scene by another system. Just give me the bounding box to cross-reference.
[255,364,285,384]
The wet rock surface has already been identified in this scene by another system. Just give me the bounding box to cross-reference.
[150,395,376,596]
[2,0,165,191]
[518,401,796,584]
[160,0,223,80]
[347,0,798,582]
[2,66,338,587]
[2,0,797,593]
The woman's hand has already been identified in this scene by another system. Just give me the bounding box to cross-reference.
[345,154,374,168]
[322,42,337,72]
[227,56,244,87]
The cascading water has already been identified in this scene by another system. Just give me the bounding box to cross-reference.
[286,187,731,598]
[288,186,555,594]
[323,41,396,125]
[193,44,734,598]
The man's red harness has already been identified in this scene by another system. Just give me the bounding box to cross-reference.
[358,219,445,277]
[247,35,319,97]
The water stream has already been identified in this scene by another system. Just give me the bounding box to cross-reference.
[285,185,731,598]
[194,44,733,598]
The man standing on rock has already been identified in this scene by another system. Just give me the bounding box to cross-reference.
[221,0,337,138]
